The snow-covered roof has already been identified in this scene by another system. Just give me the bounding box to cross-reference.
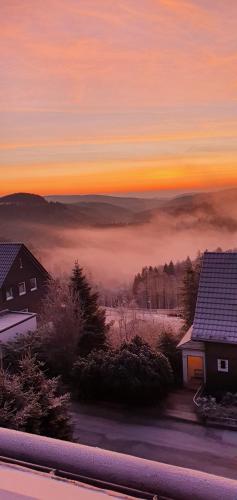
[0,310,36,334]
[177,326,192,347]
[0,462,127,500]
[177,326,204,351]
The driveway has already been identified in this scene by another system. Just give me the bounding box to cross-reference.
[71,402,237,481]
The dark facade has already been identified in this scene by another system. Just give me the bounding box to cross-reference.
[179,252,237,392]
[205,342,237,393]
[0,244,49,314]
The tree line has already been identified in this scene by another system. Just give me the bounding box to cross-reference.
[132,258,192,310]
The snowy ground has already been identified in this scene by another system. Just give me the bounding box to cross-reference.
[105,307,184,347]
[106,306,181,321]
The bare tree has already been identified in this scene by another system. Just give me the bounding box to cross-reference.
[38,278,84,379]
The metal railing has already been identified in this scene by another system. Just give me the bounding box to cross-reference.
[0,427,237,499]
[193,384,204,407]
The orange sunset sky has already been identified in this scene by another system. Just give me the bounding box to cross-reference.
[1,0,237,196]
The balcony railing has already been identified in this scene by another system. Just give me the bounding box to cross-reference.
[0,427,237,499]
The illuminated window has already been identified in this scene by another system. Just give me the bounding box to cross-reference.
[6,288,13,301]
[217,359,228,372]
[18,282,26,296]
[30,277,37,291]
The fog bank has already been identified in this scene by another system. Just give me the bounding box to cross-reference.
[40,217,237,286]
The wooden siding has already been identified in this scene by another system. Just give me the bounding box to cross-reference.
[205,342,237,392]
[0,247,49,314]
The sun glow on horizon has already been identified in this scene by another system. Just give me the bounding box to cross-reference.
[1,0,237,194]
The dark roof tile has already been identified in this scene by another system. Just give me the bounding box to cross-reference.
[0,243,22,287]
[192,252,237,344]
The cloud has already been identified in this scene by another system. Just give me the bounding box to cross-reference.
[0,0,236,195]
[158,0,214,28]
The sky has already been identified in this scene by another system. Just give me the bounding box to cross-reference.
[1,0,237,196]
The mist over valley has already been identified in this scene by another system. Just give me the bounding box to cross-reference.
[1,189,237,287]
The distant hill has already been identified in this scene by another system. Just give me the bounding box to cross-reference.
[0,192,136,229]
[70,202,134,224]
[0,193,47,205]
[134,188,237,231]
[1,188,237,239]
[46,194,166,212]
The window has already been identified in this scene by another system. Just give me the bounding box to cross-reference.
[30,277,37,291]
[19,258,23,269]
[18,282,26,296]
[6,287,13,301]
[217,359,228,373]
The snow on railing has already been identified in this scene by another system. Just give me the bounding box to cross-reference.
[0,428,237,499]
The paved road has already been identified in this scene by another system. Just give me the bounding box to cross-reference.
[71,403,237,481]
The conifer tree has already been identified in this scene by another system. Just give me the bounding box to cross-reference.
[70,262,108,356]
[0,354,72,440]
[181,256,201,328]
[167,261,175,275]
[163,263,169,274]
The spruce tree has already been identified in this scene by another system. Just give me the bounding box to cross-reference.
[70,262,108,356]
[167,261,175,275]
[0,354,72,440]
[163,263,169,274]
[181,257,201,328]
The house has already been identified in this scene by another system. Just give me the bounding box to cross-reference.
[0,243,49,314]
[179,252,237,392]
[0,309,37,344]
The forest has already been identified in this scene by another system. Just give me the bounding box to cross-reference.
[100,254,203,310]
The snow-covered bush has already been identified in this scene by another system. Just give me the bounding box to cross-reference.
[0,353,72,440]
[197,394,237,420]
[72,336,173,405]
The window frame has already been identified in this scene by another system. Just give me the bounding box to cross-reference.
[18,281,26,296]
[6,287,14,301]
[217,358,229,373]
[30,277,37,291]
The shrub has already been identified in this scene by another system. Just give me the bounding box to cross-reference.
[197,393,237,421]
[72,336,173,405]
[157,328,183,385]
[0,353,72,440]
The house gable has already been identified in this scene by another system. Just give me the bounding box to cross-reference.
[0,243,49,313]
